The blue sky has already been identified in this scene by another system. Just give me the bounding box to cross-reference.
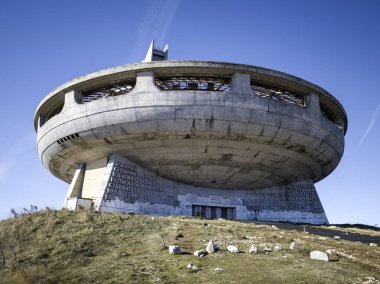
[0,0,379,225]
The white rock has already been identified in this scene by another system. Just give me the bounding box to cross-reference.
[187,263,198,270]
[289,242,296,250]
[168,245,181,255]
[274,243,282,251]
[249,244,258,254]
[319,237,327,240]
[193,249,206,257]
[369,243,378,247]
[271,225,279,230]
[215,267,223,272]
[206,239,215,254]
[310,250,329,261]
[334,236,341,239]
[227,245,239,253]
[363,276,377,283]
[329,226,337,228]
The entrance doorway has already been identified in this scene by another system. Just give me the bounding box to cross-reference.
[192,205,235,220]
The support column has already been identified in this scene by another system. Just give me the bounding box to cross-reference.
[63,163,86,208]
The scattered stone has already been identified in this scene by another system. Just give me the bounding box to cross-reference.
[249,244,258,254]
[274,243,282,251]
[369,243,378,247]
[310,250,329,261]
[168,245,181,255]
[187,263,198,270]
[363,276,378,284]
[227,245,239,253]
[194,249,207,257]
[289,242,296,250]
[264,244,272,252]
[206,239,216,254]
[215,267,223,273]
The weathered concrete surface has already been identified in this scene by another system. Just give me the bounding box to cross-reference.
[35,66,345,190]
[65,154,328,224]
[35,59,346,224]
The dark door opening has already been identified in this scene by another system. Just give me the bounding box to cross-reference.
[192,205,235,220]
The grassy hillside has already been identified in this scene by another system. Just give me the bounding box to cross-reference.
[0,209,379,283]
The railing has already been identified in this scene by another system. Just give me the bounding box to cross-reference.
[155,77,231,91]
[251,83,305,107]
[81,81,136,103]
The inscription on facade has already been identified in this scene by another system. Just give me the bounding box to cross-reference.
[104,161,175,205]
[247,183,324,213]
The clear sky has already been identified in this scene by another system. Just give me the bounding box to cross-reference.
[0,0,379,225]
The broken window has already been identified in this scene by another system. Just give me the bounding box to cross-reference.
[251,83,305,107]
[155,76,231,91]
[81,80,136,103]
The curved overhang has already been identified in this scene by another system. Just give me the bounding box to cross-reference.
[34,60,348,134]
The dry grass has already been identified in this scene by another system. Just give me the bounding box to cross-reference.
[0,209,379,283]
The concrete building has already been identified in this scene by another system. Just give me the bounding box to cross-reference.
[34,41,347,224]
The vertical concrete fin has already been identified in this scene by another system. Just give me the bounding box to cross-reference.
[63,163,86,208]
[62,89,79,112]
[306,93,322,119]
[130,71,159,93]
[230,72,254,96]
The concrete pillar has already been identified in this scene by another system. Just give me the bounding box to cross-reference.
[130,71,159,93]
[62,89,79,111]
[63,163,86,208]
[230,72,253,96]
[306,93,321,119]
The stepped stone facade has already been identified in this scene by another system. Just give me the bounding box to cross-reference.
[35,41,347,224]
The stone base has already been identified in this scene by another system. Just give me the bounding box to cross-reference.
[64,154,329,225]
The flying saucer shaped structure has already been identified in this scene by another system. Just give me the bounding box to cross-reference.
[35,41,346,224]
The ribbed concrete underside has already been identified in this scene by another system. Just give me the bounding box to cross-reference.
[36,66,345,192]
[47,116,342,190]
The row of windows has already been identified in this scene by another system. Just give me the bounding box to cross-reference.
[79,77,304,106]
[41,76,339,128]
